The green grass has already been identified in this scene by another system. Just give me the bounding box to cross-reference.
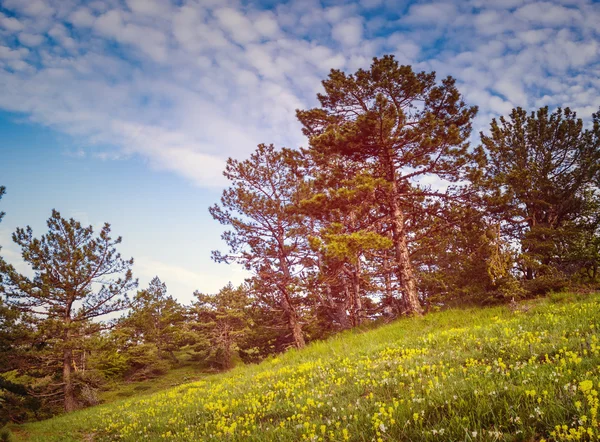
[98,361,205,404]
[13,294,600,441]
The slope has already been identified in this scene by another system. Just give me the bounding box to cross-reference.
[13,293,600,441]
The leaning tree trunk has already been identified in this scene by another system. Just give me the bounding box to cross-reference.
[278,246,306,349]
[387,162,423,316]
[280,292,305,348]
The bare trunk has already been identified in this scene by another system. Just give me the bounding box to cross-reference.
[318,252,351,329]
[278,245,305,349]
[382,251,398,319]
[350,261,363,326]
[325,280,351,330]
[387,158,423,316]
[383,252,393,302]
[222,330,232,369]
[525,266,533,280]
[63,344,75,412]
[281,292,305,348]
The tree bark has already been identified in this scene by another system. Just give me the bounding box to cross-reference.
[325,280,351,330]
[63,309,76,412]
[280,293,305,348]
[382,251,399,318]
[278,243,306,349]
[387,159,423,316]
[63,346,75,412]
[317,252,351,329]
[348,261,363,327]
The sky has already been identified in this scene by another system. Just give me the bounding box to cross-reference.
[0,0,599,304]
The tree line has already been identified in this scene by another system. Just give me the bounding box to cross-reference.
[1,55,599,423]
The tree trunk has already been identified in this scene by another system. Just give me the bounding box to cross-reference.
[317,252,351,329]
[222,330,232,370]
[350,261,363,327]
[388,169,423,316]
[278,245,305,349]
[63,313,76,412]
[281,293,305,349]
[63,347,75,412]
[325,280,351,330]
[525,266,533,280]
[383,251,393,302]
[382,251,398,318]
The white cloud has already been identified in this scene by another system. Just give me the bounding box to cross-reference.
[135,256,248,303]
[253,11,281,38]
[94,9,168,62]
[48,24,77,50]
[68,8,96,28]
[515,2,582,26]
[0,45,28,60]
[126,0,171,17]
[332,17,364,47]
[1,0,54,17]
[18,32,45,46]
[405,2,458,25]
[0,13,25,32]
[214,7,260,44]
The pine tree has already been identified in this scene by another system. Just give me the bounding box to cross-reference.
[0,210,137,412]
[298,156,392,327]
[118,277,190,369]
[210,144,310,348]
[297,55,480,315]
[479,107,600,285]
[191,283,251,370]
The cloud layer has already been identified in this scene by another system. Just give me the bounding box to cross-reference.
[0,0,599,186]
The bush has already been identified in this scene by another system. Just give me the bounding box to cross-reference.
[92,350,129,379]
[127,359,171,382]
[523,273,569,296]
[0,426,14,442]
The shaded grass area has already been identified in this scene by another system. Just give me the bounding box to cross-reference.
[98,361,205,404]
[13,293,600,441]
[10,360,207,442]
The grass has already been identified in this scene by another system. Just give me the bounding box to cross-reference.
[98,361,205,404]
[12,294,600,441]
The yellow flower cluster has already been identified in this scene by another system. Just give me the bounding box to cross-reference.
[93,296,600,441]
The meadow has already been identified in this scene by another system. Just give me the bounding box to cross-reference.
[13,293,600,441]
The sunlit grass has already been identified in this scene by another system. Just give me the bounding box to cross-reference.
[14,293,600,441]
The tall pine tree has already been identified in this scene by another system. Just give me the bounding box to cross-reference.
[297,55,480,314]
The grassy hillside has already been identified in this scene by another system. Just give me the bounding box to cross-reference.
[12,293,600,441]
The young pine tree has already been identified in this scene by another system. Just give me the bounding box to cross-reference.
[0,210,137,412]
[119,276,189,367]
[191,283,251,370]
[210,144,311,348]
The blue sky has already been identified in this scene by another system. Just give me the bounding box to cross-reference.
[0,0,599,303]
